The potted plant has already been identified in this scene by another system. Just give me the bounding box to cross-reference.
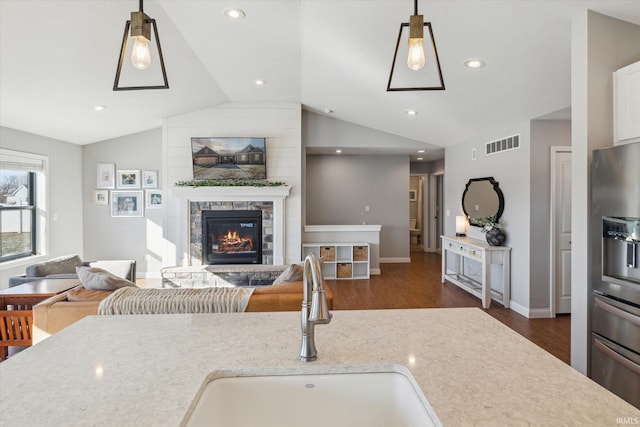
[476,216,506,246]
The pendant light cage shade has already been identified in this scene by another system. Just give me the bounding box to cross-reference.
[113,11,169,91]
[387,21,445,91]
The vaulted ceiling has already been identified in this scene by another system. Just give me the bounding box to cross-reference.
[1,1,639,159]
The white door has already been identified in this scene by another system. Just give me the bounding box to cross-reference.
[551,148,572,314]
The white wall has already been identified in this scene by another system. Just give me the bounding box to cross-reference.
[444,121,532,313]
[305,154,410,260]
[0,127,83,288]
[164,103,303,265]
[570,11,640,374]
[82,128,163,276]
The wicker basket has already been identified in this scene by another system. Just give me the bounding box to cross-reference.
[353,246,368,261]
[337,263,352,278]
[320,246,335,262]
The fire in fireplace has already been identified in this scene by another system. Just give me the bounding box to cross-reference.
[202,210,262,265]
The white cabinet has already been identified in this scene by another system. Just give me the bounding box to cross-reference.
[302,243,370,280]
[614,61,640,144]
[441,236,511,309]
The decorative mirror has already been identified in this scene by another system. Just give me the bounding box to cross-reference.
[461,177,505,226]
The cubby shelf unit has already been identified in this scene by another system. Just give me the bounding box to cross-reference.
[302,243,370,280]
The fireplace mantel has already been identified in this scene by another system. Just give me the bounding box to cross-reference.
[169,185,291,266]
[171,185,291,200]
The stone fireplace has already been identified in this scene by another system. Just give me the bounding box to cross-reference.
[169,186,291,267]
[193,203,272,264]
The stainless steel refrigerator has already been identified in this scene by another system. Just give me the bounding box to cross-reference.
[590,141,640,409]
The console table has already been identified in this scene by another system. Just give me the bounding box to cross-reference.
[441,236,511,309]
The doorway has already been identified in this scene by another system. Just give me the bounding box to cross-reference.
[409,176,426,252]
[550,147,572,315]
[428,172,444,253]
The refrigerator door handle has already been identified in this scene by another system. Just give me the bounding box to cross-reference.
[594,296,640,327]
[628,242,638,269]
[593,337,640,376]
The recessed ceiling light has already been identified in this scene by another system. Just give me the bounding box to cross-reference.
[406,110,418,116]
[336,149,342,154]
[464,58,485,69]
[94,105,107,111]
[417,157,424,161]
[417,149,425,153]
[255,79,267,86]
[224,8,245,20]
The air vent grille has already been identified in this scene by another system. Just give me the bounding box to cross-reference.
[486,134,520,155]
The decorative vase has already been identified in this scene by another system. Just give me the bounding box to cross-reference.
[485,228,506,246]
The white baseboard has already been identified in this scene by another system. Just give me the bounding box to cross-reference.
[379,257,411,263]
[370,268,381,275]
[508,301,553,319]
[509,301,530,318]
[528,308,553,318]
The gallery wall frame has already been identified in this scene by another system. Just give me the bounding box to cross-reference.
[142,170,158,188]
[146,189,163,209]
[111,190,144,217]
[117,169,141,188]
[93,190,109,205]
[97,163,115,189]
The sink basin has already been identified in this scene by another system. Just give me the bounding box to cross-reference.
[182,368,441,427]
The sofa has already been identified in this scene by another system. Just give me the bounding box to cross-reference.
[32,281,333,344]
[8,254,136,287]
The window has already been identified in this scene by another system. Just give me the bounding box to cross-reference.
[0,149,45,263]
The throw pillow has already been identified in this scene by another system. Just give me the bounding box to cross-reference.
[76,266,137,291]
[272,263,304,285]
[27,254,84,277]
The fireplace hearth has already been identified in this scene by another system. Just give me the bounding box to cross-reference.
[202,210,262,265]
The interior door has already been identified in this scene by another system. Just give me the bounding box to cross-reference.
[552,148,572,314]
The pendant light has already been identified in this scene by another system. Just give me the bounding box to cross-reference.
[387,0,445,91]
[113,0,169,91]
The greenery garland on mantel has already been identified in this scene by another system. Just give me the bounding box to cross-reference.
[175,179,287,187]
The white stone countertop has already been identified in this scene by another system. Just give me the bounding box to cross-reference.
[1,308,638,426]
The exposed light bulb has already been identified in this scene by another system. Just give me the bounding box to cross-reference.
[407,38,425,71]
[131,36,151,70]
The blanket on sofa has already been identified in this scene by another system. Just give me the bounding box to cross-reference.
[97,287,255,315]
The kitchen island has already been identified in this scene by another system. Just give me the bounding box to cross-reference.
[0,308,637,425]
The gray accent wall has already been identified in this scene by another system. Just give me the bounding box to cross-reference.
[82,128,163,276]
[306,154,410,260]
[529,120,571,309]
[0,127,83,288]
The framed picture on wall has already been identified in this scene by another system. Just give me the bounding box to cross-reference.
[93,190,109,205]
[111,191,144,217]
[142,170,158,188]
[146,190,163,209]
[97,163,115,189]
[409,190,417,201]
[116,169,141,188]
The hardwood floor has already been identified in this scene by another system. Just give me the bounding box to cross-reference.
[326,251,571,364]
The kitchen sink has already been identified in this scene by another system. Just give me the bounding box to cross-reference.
[182,367,441,427]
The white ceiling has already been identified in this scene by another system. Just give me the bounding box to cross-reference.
[1,1,639,160]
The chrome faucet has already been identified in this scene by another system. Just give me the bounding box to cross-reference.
[299,252,332,362]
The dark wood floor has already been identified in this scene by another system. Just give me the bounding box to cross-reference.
[326,251,571,364]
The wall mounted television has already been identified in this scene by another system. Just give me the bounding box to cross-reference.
[191,137,267,180]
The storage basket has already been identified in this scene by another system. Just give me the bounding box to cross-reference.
[320,246,335,262]
[337,263,352,278]
[353,246,368,261]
